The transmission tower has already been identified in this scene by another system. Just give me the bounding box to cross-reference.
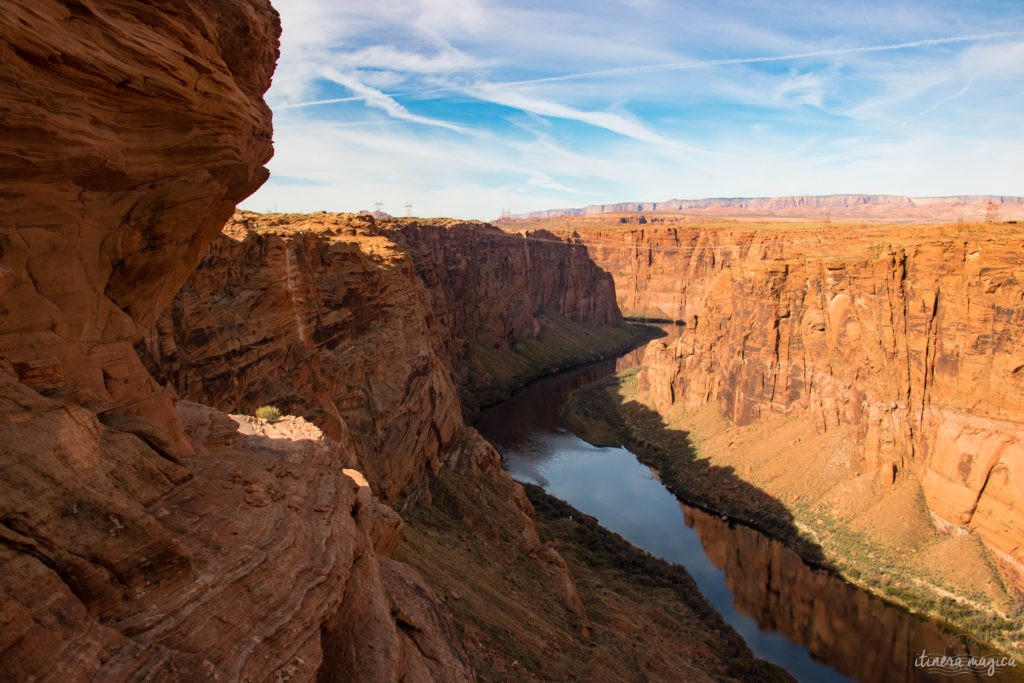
[985,199,999,223]
[374,200,384,214]
[405,202,412,217]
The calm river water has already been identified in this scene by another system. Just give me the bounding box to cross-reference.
[475,340,1013,683]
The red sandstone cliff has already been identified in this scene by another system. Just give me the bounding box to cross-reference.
[555,220,1024,593]
[139,213,468,505]
[139,212,632,504]
[0,4,470,679]
[0,0,280,452]
[385,221,625,406]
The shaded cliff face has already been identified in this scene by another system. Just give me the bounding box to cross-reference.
[0,4,471,680]
[555,220,1024,592]
[141,212,629,501]
[141,213,467,504]
[387,221,624,407]
[0,1,279,452]
[390,222,621,343]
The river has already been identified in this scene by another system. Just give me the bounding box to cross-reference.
[475,339,1015,682]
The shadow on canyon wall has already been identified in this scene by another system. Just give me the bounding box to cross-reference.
[571,369,831,569]
[570,378,1022,682]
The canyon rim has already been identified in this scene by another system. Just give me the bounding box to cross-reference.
[2,2,1024,682]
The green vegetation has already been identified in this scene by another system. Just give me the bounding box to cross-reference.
[564,370,1024,657]
[254,404,281,423]
[460,312,661,416]
[398,462,790,682]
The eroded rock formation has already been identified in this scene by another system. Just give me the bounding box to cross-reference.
[139,213,466,505]
[0,3,470,679]
[551,220,1024,593]
[139,212,633,503]
[0,0,280,454]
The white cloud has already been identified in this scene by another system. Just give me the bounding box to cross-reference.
[319,68,467,133]
[247,1,1024,218]
[466,83,700,152]
[331,44,482,74]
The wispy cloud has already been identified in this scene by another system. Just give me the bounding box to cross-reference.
[465,83,702,152]
[319,67,467,133]
[916,80,974,118]
[279,30,1024,111]
[245,1,1024,219]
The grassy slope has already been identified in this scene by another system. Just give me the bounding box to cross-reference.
[398,467,791,682]
[460,312,659,415]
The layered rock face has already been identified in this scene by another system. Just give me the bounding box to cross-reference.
[0,4,470,679]
[0,0,279,453]
[387,221,622,403]
[558,221,1024,591]
[391,222,621,344]
[140,213,626,502]
[140,213,467,505]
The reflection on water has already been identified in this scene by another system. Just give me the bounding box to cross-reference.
[476,347,1011,683]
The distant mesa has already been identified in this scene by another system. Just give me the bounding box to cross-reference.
[508,194,1024,223]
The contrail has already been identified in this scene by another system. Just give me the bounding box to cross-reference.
[498,31,1024,86]
[277,30,1024,110]
[916,79,974,118]
[859,0,880,45]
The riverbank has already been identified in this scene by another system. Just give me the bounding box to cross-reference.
[460,314,662,417]
[564,367,1024,659]
[398,464,792,681]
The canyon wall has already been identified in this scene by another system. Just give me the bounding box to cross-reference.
[0,4,470,679]
[140,212,630,503]
[139,213,468,505]
[387,221,625,406]
[560,222,1024,591]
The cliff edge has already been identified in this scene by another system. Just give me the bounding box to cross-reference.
[0,4,470,679]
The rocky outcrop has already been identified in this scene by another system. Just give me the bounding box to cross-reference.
[556,220,1024,592]
[0,4,470,679]
[0,1,280,455]
[139,213,466,505]
[140,212,632,502]
[1,366,471,680]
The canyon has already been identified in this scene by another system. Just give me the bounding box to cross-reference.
[0,3,779,680]
[138,211,634,504]
[3,0,1022,679]
[526,214,1024,651]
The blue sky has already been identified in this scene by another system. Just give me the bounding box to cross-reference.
[241,0,1024,220]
